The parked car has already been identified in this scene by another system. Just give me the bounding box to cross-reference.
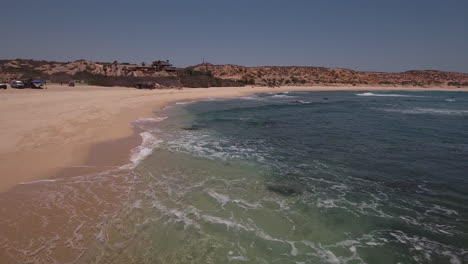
[0,83,7,89]
[10,80,25,88]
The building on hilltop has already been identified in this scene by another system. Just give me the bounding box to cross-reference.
[151,60,175,72]
[124,60,176,73]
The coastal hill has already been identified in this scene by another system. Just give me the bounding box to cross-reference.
[1,59,468,88]
[192,64,468,87]
[0,59,246,88]
[0,59,177,83]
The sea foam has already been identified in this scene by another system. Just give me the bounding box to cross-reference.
[356,92,422,97]
[381,107,468,116]
[121,117,167,169]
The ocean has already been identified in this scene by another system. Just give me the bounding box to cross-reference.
[82,91,468,263]
[1,91,466,264]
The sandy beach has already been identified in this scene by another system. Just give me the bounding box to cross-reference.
[1,84,467,192]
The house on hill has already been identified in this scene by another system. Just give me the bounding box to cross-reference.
[151,60,176,72]
[125,60,176,73]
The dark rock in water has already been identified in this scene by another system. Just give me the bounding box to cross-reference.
[182,124,205,131]
[245,120,276,127]
[385,180,418,192]
[266,184,302,197]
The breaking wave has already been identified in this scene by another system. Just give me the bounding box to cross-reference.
[380,107,468,116]
[356,92,424,97]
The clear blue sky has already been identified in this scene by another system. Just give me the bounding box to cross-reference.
[1,0,467,72]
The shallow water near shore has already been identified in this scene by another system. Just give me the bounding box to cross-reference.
[84,91,468,263]
[1,91,468,263]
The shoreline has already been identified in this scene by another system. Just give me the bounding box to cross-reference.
[1,84,467,192]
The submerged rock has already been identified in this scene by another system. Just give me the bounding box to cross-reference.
[182,124,205,131]
[266,184,302,197]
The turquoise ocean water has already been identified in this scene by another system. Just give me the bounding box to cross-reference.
[83,91,468,263]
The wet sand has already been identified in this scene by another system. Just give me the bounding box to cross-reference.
[1,84,467,192]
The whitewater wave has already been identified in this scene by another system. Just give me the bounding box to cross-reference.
[271,94,296,98]
[356,92,423,97]
[19,179,61,185]
[120,117,168,169]
[120,132,163,169]
[135,117,168,123]
[380,107,468,116]
[239,96,264,101]
[163,130,270,164]
[175,101,196,105]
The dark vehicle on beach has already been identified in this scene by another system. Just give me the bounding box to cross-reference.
[10,80,25,88]
[24,79,46,89]
[136,82,156,89]
[0,83,7,89]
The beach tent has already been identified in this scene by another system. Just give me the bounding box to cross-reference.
[26,80,46,88]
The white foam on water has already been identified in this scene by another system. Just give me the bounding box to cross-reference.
[356,92,423,97]
[69,165,120,168]
[118,116,170,169]
[389,230,463,264]
[121,131,163,169]
[206,189,230,207]
[19,179,60,185]
[288,241,299,256]
[96,229,106,243]
[381,107,468,116]
[227,250,249,262]
[135,117,168,123]
[271,94,296,98]
[316,198,340,209]
[175,101,196,105]
[164,130,270,164]
[205,189,262,209]
[150,200,201,230]
[425,205,459,216]
[311,244,341,264]
[201,214,252,231]
[240,96,263,101]
[133,199,143,209]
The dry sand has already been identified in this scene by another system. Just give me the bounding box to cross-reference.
[0,84,467,192]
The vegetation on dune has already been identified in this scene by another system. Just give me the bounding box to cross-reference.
[191,64,468,87]
[72,72,180,87]
[178,69,254,88]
